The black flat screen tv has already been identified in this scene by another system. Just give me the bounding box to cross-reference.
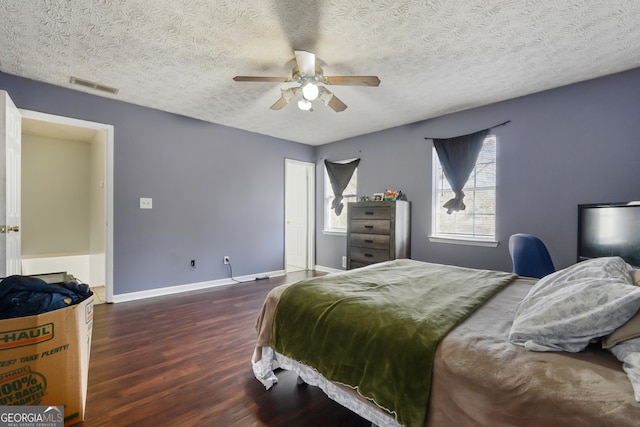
[578,202,640,267]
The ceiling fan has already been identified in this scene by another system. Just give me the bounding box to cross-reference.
[233,50,380,112]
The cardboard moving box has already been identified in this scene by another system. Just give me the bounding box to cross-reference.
[0,295,94,426]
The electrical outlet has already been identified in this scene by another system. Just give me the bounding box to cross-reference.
[342,256,347,268]
[139,197,153,209]
[223,256,230,265]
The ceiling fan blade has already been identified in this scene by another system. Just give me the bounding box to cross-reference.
[318,86,347,112]
[270,87,298,110]
[270,97,288,110]
[327,94,348,112]
[294,50,316,76]
[323,75,381,87]
[233,76,290,82]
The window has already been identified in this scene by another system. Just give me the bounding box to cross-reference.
[324,161,358,233]
[432,135,496,244]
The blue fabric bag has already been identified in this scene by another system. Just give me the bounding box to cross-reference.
[0,275,92,319]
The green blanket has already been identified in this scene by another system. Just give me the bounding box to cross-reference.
[271,259,516,427]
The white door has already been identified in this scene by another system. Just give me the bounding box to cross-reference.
[0,90,22,277]
[285,159,314,271]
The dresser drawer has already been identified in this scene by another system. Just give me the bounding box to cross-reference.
[349,260,372,269]
[350,205,391,220]
[350,246,390,263]
[350,233,390,250]
[350,219,390,235]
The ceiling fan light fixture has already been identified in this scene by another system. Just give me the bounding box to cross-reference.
[301,82,319,101]
[281,87,296,101]
[318,88,332,104]
[298,99,312,111]
[233,50,379,112]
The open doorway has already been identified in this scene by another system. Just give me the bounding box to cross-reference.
[285,159,315,272]
[19,110,113,303]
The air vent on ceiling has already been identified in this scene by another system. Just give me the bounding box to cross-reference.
[69,76,119,94]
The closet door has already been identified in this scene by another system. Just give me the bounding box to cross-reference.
[0,90,22,276]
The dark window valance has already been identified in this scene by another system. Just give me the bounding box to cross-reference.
[432,129,489,214]
[325,158,360,216]
[426,121,509,214]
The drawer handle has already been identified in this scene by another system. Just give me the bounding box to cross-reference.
[364,225,374,229]
[364,239,374,243]
[364,253,374,258]
[365,211,374,215]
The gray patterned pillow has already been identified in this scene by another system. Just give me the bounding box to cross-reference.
[509,257,640,352]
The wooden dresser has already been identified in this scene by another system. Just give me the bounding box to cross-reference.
[346,200,411,269]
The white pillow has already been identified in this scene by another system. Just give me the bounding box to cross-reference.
[631,269,640,286]
[608,336,640,402]
[509,257,640,352]
[602,309,640,349]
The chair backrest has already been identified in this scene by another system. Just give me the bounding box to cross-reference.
[508,233,556,279]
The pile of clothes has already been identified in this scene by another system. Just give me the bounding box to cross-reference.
[0,275,93,319]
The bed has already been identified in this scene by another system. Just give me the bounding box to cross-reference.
[252,258,640,427]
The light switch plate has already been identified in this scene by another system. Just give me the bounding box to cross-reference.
[140,197,153,209]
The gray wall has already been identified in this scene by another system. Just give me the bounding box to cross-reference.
[0,72,315,295]
[4,66,640,293]
[316,67,640,272]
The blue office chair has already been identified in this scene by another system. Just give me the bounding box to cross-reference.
[508,233,556,279]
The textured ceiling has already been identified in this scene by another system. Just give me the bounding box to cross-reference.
[1,1,640,146]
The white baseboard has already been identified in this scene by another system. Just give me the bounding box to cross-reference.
[314,265,343,274]
[22,255,91,281]
[112,269,285,303]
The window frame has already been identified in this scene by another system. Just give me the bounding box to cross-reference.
[323,159,358,235]
[429,135,498,247]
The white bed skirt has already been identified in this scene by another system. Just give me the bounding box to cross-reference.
[252,346,402,427]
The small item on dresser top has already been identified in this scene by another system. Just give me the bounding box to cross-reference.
[382,189,407,201]
[384,189,398,201]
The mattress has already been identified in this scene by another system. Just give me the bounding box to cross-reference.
[253,266,640,426]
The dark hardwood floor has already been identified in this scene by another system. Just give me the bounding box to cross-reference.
[78,271,371,427]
